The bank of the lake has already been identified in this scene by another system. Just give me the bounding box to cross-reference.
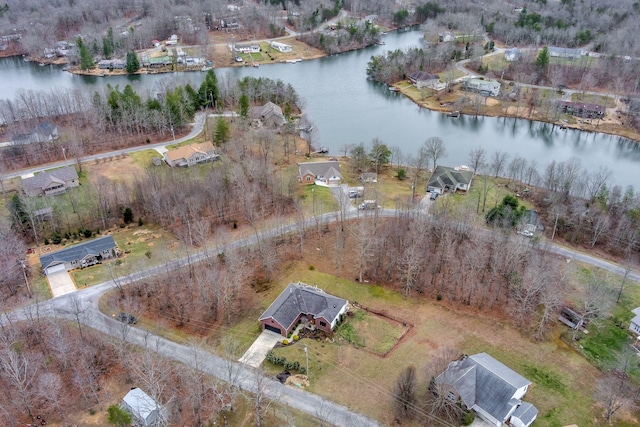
[1,29,640,188]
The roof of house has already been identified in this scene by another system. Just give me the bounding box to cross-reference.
[362,172,377,178]
[164,141,215,162]
[298,161,342,180]
[632,307,640,316]
[259,282,348,331]
[436,353,532,424]
[250,102,285,123]
[427,165,473,190]
[548,46,583,57]
[122,388,161,422]
[409,70,439,82]
[40,235,116,270]
[463,77,500,88]
[556,100,605,113]
[36,121,57,136]
[511,401,538,425]
[22,166,78,194]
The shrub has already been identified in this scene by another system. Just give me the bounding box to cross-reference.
[461,410,475,426]
[83,229,92,238]
[145,250,152,259]
[396,168,406,180]
[51,233,62,245]
[293,335,299,341]
[44,238,50,245]
[437,294,442,301]
[282,339,289,345]
[138,217,144,226]
[309,265,315,270]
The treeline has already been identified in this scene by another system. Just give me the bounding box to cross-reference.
[0,74,300,171]
[300,18,380,54]
[367,46,453,84]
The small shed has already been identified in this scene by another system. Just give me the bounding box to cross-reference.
[629,307,640,335]
[122,388,166,426]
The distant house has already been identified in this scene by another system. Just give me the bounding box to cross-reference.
[408,71,440,89]
[22,166,79,197]
[122,388,167,427]
[259,282,349,337]
[270,41,292,53]
[629,307,640,335]
[438,31,455,42]
[556,100,605,119]
[234,43,260,54]
[12,122,59,145]
[298,161,342,187]
[40,235,117,275]
[462,78,501,97]
[517,209,544,237]
[548,46,584,59]
[427,165,473,194]
[435,353,538,427]
[504,47,523,62]
[250,101,286,127]
[98,59,126,69]
[360,172,378,183]
[163,141,219,167]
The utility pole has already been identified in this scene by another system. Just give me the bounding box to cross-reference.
[304,345,309,380]
[61,145,67,161]
[551,212,559,241]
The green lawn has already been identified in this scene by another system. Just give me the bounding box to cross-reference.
[298,184,339,216]
[129,149,162,168]
[570,92,615,108]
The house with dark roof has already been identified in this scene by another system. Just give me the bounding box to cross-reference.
[163,141,219,167]
[408,71,440,89]
[259,282,349,337]
[122,388,167,427]
[40,235,117,275]
[12,121,59,145]
[462,78,501,97]
[556,100,605,119]
[298,161,342,187]
[250,101,286,127]
[548,46,584,59]
[435,353,538,427]
[21,166,79,197]
[427,165,473,194]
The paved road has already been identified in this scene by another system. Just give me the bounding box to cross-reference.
[1,112,206,181]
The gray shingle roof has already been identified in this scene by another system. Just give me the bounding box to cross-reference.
[427,165,472,190]
[436,353,534,425]
[259,282,348,331]
[40,235,116,270]
[298,161,342,180]
[512,402,538,425]
[22,166,78,195]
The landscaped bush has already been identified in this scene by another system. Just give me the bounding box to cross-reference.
[461,410,475,426]
[282,339,289,345]
[293,335,299,341]
[265,351,306,374]
[51,233,62,244]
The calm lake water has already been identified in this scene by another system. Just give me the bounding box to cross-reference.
[1,30,639,187]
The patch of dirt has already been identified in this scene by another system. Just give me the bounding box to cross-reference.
[84,156,142,183]
[147,242,154,247]
[285,374,309,387]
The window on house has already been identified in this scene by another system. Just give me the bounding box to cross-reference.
[306,176,311,182]
[319,321,326,327]
[447,391,456,401]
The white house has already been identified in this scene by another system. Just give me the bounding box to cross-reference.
[234,43,261,54]
[630,307,640,335]
[298,161,342,187]
[270,41,292,53]
[122,388,167,426]
[435,353,538,427]
[462,78,501,97]
[504,47,523,62]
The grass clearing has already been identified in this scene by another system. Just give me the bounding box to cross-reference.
[129,149,161,168]
[570,92,615,108]
[298,184,338,216]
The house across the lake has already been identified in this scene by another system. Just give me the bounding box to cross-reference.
[556,100,605,119]
[40,235,118,275]
[298,161,342,187]
[461,78,501,97]
[21,166,79,197]
[163,141,219,167]
[250,101,286,127]
[435,353,538,427]
[259,282,349,337]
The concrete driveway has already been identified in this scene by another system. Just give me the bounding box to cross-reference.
[47,270,77,297]
[239,330,281,368]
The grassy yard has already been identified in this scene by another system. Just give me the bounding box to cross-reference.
[298,184,339,216]
[129,149,162,168]
[336,309,407,354]
[253,262,606,426]
[71,224,181,287]
[570,92,615,108]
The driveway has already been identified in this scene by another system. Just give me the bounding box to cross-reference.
[47,269,77,297]
[238,329,282,368]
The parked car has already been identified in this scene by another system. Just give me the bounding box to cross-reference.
[117,312,137,324]
[349,187,364,198]
[358,200,380,210]
[429,192,438,200]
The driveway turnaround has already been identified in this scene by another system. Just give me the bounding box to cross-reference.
[47,270,77,297]
[239,329,282,368]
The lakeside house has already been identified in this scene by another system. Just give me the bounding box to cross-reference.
[21,165,78,197]
[555,100,605,119]
[98,59,126,69]
[547,46,585,59]
[11,121,59,146]
[40,235,118,275]
[408,71,440,90]
[427,165,473,194]
[435,353,538,427]
[259,282,349,337]
[270,41,292,53]
[234,43,261,54]
[298,161,342,187]
[163,141,219,167]
[461,78,501,97]
[250,101,286,127]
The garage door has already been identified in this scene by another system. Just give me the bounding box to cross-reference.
[46,264,67,276]
[264,325,282,335]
